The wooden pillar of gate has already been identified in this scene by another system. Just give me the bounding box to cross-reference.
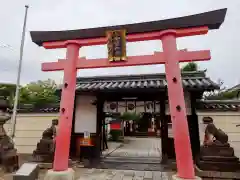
[53,44,80,171]
[189,92,201,161]
[160,94,168,163]
[96,94,105,158]
[161,31,195,178]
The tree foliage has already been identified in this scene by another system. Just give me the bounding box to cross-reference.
[120,112,142,122]
[19,79,59,107]
[181,62,198,72]
[205,89,240,100]
[0,79,60,107]
[0,83,16,103]
[203,79,240,100]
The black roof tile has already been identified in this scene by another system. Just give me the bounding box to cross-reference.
[197,100,240,111]
[15,100,240,113]
[76,71,219,92]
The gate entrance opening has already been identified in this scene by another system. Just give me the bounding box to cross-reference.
[66,72,215,171]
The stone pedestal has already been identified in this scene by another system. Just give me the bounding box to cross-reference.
[198,120,240,173]
[197,144,240,172]
[44,168,74,180]
[172,174,201,180]
[33,139,55,163]
[0,101,19,172]
[32,119,58,163]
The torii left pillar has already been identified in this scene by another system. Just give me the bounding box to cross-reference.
[44,43,79,180]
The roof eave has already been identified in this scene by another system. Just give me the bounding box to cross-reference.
[30,8,227,46]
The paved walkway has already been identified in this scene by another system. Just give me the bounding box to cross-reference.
[1,168,173,180]
[99,137,163,171]
[109,137,161,158]
[102,141,123,157]
[2,138,165,179]
[77,168,173,180]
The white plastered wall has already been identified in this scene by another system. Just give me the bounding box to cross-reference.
[7,113,59,154]
[3,95,97,154]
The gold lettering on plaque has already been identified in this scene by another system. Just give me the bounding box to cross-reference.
[106,29,126,62]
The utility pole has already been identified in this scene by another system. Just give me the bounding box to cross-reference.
[11,5,29,138]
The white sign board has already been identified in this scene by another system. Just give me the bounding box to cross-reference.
[74,95,97,133]
[84,131,90,138]
[105,117,112,124]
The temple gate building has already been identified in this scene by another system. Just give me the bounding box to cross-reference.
[4,71,240,161]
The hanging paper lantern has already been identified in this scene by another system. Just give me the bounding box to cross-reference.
[109,103,117,110]
[146,102,152,109]
[127,103,135,110]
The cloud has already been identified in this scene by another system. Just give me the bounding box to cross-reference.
[0,0,239,87]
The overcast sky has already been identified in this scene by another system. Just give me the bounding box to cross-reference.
[0,0,239,88]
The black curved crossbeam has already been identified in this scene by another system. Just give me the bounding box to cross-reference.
[30,8,227,46]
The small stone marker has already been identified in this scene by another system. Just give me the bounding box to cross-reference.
[13,163,39,180]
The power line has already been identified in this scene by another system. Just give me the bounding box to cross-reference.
[0,42,14,50]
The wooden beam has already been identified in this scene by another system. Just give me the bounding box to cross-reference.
[42,26,208,49]
[42,50,210,71]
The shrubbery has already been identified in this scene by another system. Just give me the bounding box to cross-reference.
[109,129,122,141]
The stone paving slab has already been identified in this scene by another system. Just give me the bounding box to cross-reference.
[1,168,173,180]
[102,141,123,157]
[77,168,174,180]
[109,137,161,158]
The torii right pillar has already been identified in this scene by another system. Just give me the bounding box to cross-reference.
[161,30,199,180]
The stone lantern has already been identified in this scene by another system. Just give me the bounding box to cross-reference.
[0,96,18,172]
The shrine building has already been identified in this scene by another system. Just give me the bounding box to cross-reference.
[71,70,217,160]
[7,71,240,161]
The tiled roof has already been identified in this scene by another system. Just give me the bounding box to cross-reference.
[225,84,240,92]
[16,100,240,113]
[197,100,240,111]
[15,104,60,113]
[76,71,219,92]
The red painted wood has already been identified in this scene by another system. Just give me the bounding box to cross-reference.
[42,26,208,49]
[40,26,211,176]
[161,32,195,178]
[41,50,210,71]
[110,123,121,130]
[53,44,80,171]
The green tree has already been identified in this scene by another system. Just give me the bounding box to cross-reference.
[205,89,240,100]
[0,83,17,104]
[181,62,198,72]
[120,112,141,122]
[19,79,59,106]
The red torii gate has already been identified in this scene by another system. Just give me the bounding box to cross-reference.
[31,8,227,179]
[46,29,205,178]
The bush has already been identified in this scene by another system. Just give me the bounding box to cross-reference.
[120,112,141,122]
[109,130,122,141]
